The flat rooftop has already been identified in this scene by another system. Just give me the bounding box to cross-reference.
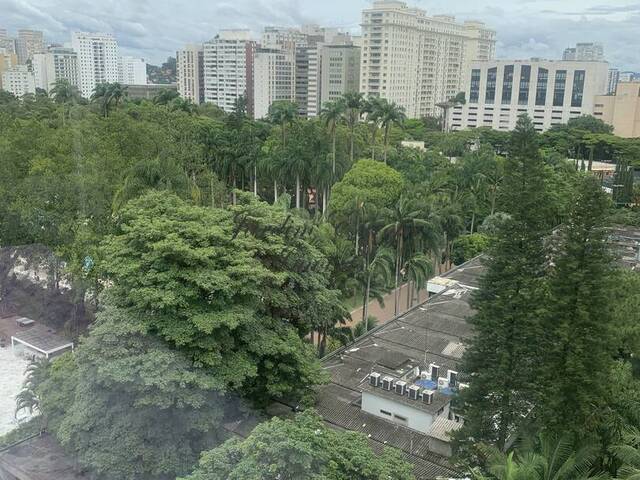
[0,433,87,480]
[11,323,73,357]
[314,256,485,479]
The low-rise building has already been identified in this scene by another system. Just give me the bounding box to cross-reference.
[593,82,640,138]
[450,59,609,132]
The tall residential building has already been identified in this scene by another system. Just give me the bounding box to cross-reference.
[359,1,496,118]
[0,28,16,56]
[320,45,361,107]
[0,49,18,90]
[118,56,147,85]
[562,42,604,62]
[203,30,254,113]
[32,47,79,92]
[71,32,120,98]
[253,48,296,119]
[16,29,45,63]
[1,64,35,96]
[619,71,640,83]
[450,59,609,132]
[176,44,204,104]
[607,68,620,95]
[594,82,640,138]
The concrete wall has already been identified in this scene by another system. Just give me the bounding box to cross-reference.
[361,391,436,433]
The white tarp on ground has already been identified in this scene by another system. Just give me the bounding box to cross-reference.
[0,347,30,435]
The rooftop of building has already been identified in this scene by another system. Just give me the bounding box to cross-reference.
[0,433,88,480]
[10,322,73,356]
[313,256,485,479]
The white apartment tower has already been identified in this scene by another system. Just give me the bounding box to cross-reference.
[563,42,604,62]
[1,64,35,97]
[177,44,204,104]
[32,47,79,92]
[203,30,253,113]
[253,48,296,119]
[450,59,609,132]
[607,68,620,95]
[71,32,119,98]
[360,1,496,118]
[320,45,361,107]
[118,56,147,85]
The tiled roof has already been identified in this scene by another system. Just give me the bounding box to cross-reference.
[316,256,486,479]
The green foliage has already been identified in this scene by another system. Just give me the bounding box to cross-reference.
[458,116,553,449]
[100,191,333,403]
[180,410,415,480]
[452,233,490,265]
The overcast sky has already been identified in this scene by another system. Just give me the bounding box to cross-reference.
[2,0,639,71]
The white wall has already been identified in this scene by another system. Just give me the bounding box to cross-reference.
[361,391,438,433]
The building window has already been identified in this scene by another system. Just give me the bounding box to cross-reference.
[469,68,481,103]
[501,65,514,104]
[393,414,408,425]
[571,70,586,108]
[536,68,548,106]
[518,65,531,105]
[485,67,497,104]
[380,409,392,416]
[553,70,567,107]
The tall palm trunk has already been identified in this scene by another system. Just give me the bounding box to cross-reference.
[273,179,278,202]
[253,164,258,196]
[470,211,476,234]
[383,126,390,164]
[232,174,237,205]
[332,129,337,175]
[349,124,355,163]
[295,175,301,209]
[322,187,328,215]
[394,234,403,317]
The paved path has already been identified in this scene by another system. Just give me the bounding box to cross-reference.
[347,283,430,328]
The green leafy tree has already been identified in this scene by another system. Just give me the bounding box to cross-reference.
[458,115,552,449]
[452,233,490,265]
[180,410,415,480]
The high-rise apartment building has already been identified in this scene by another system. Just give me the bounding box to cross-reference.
[71,32,119,98]
[176,44,204,104]
[320,45,361,107]
[16,29,45,64]
[0,48,18,90]
[0,28,16,56]
[619,71,640,82]
[562,42,604,62]
[359,0,496,118]
[253,47,296,119]
[203,30,254,113]
[32,47,79,92]
[607,68,620,95]
[1,64,35,96]
[118,56,147,85]
[450,59,609,132]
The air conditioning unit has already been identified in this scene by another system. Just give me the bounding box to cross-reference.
[408,385,421,400]
[395,380,407,396]
[448,370,458,388]
[458,382,469,390]
[382,376,394,391]
[429,364,440,381]
[422,389,434,404]
[437,377,449,390]
[369,372,381,387]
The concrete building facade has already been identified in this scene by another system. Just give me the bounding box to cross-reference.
[563,42,604,62]
[253,47,296,119]
[1,64,35,97]
[16,29,45,64]
[0,49,18,91]
[203,30,254,113]
[320,44,361,107]
[71,32,119,98]
[32,47,78,92]
[118,56,147,85]
[450,59,609,132]
[359,0,496,118]
[594,82,640,138]
[176,44,204,104]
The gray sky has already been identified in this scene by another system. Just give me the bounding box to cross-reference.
[2,0,639,71]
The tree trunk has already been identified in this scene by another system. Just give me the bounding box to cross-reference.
[322,187,327,215]
[350,125,355,163]
[394,235,402,317]
[253,164,257,196]
[296,175,301,209]
[406,279,412,310]
[232,175,237,205]
[383,127,389,164]
[470,211,476,234]
[354,216,360,257]
[273,179,278,202]
[332,130,337,175]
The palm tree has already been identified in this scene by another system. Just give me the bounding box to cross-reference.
[363,96,384,161]
[614,428,640,480]
[342,92,365,163]
[361,247,394,329]
[436,91,466,133]
[49,79,80,126]
[15,357,49,418]
[377,99,406,164]
[107,82,127,111]
[379,196,442,317]
[403,253,433,309]
[268,100,298,204]
[320,99,345,177]
[91,83,110,117]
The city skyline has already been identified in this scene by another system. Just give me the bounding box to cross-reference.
[1,0,640,71]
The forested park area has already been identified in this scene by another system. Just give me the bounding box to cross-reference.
[1,83,640,479]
